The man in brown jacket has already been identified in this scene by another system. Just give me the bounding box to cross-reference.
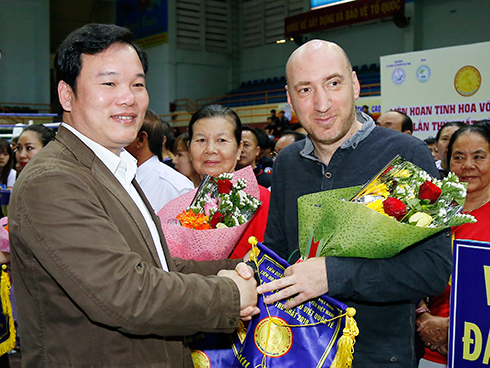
[9,24,258,367]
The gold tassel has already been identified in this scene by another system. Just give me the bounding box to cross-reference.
[0,264,16,356]
[330,308,359,368]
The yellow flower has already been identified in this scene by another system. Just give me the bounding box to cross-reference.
[393,168,411,178]
[409,212,433,227]
[357,183,389,199]
[365,199,390,216]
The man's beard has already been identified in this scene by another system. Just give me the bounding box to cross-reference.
[308,108,357,146]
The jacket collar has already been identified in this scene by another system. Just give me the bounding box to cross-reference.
[55,125,167,269]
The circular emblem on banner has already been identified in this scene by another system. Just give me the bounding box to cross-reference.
[416,65,431,83]
[254,317,293,357]
[191,350,211,368]
[454,66,481,96]
[392,68,406,85]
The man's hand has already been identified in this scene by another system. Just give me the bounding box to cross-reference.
[256,257,328,309]
[417,315,449,350]
[218,263,260,321]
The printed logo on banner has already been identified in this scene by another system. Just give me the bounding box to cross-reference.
[449,239,490,367]
[191,350,211,368]
[254,317,294,357]
[416,65,431,83]
[454,66,481,97]
[392,68,406,85]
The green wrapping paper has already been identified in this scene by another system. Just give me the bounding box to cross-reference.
[297,186,444,259]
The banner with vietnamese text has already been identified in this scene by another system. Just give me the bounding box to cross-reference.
[380,42,490,140]
[449,239,490,367]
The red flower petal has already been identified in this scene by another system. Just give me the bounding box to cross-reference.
[418,181,442,204]
[383,197,407,221]
[217,179,233,194]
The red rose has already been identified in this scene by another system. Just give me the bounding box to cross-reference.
[210,211,225,228]
[217,179,233,194]
[383,197,407,221]
[418,181,442,204]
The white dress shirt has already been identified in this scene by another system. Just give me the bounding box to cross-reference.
[7,169,16,188]
[136,155,194,213]
[62,123,168,271]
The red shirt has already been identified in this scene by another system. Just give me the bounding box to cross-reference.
[425,201,490,364]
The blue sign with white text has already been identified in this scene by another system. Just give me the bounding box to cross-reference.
[449,239,490,367]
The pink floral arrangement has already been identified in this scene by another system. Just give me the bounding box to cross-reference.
[158,166,261,261]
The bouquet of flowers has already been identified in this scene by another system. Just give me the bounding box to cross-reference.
[177,172,261,230]
[298,156,476,259]
[0,217,16,356]
[159,166,262,261]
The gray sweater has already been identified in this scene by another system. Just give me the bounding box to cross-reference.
[264,118,452,367]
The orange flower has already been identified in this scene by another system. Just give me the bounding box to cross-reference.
[176,210,211,230]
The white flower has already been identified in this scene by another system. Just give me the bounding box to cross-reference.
[236,178,247,190]
[219,173,233,180]
[409,212,433,227]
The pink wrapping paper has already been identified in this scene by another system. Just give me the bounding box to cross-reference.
[158,166,260,261]
[0,217,9,253]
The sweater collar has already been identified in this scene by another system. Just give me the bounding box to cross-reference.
[300,112,375,161]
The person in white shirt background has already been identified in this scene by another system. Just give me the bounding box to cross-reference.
[125,108,194,213]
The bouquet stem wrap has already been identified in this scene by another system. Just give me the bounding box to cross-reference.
[298,186,444,259]
[233,238,358,368]
[297,155,476,259]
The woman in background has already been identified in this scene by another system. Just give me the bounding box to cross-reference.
[417,125,490,367]
[186,105,270,258]
[172,132,200,188]
[15,124,56,172]
[160,105,270,259]
[434,121,466,178]
[0,139,16,188]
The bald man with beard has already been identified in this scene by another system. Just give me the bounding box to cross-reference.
[257,39,452,367]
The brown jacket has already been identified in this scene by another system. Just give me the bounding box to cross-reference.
[9,126,241,367]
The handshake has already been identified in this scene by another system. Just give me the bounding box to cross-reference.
[218,262,261,321]
[218,256,330,321]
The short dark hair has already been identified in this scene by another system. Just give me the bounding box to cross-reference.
[391,110,413,133]
[21,124,56,147]
[253,128,270,150]
[54,23,148,100]
[140,110,164,161]
[473,119,490,131]
[161,120,175,154]
[241,126,259,146]
[423,137,436,145]
[435,121,467,142]
[282,130,307,142]
[188,104,242,146]
[447,125,490,171]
